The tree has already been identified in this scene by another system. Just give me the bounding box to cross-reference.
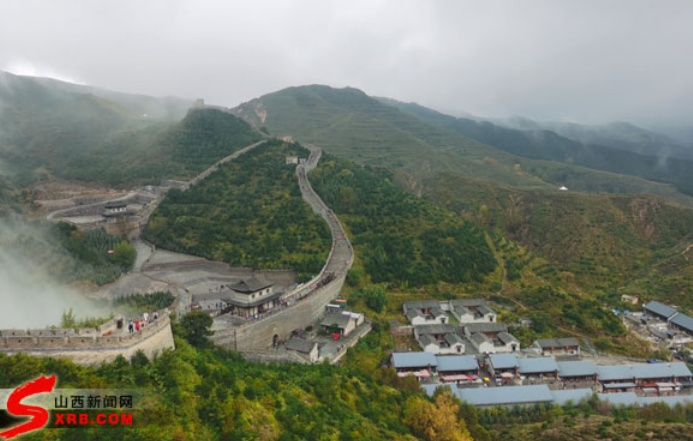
[362,285,387,313]
[179,311,214,347]
[346,267,362,287]
[404,390,472,441]
[113,241,137,270]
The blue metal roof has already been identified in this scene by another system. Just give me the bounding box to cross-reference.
[489,353,519,369]
[630,362,693,379]
[598,392,639,406]
[643,301,678,319]
[550,389,594,406]
[457,385,553,406]
[558,360,597,377]
[597,365,635,381]
[437,355,478,372]
[518,357,559,374]
[391,352,438,369]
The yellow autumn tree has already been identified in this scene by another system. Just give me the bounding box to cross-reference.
[404,389,472,441]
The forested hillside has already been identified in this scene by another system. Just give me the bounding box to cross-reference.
[145,140,331,281]
[310,155,497,286]
[0,322,486,441]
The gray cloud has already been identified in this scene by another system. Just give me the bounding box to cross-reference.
[0,0,691,132]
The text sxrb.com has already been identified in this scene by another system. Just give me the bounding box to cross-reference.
[0,376,143,439]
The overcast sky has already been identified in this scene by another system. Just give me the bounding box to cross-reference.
[1,0,692,130]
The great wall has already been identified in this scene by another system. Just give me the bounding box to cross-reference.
[0,314,175,365]
[1,138,354,365]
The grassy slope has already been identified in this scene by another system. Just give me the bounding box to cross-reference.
[381,98,693,198]
[232,85,693,207]
[145,140,331,280]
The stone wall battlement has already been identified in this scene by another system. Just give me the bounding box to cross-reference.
[0,315,171,351]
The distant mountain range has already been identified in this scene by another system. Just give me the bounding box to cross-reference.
[232,84,693,206]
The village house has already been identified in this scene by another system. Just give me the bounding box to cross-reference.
[597,365,637,393]
[391,352,438,381]
[414,324,465,354]
[449,299,497,324]
[557,360,598,384]
[320,311,364,337]
[517,357,559,380]
[533,337,581,357]
[669,313,693,338]
[285,338,320,363]
[464,323,520,353]
[487,353,519,380]
[643,300,679,322]
[403,301,449,325]
[436,355,480,384]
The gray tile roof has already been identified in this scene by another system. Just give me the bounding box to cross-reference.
[285,338,317,354]
[406,309,424,321]
[464,323,508,334]
[436,355,478,372]
[497,332,519,345]
[535,337,580,349]
[403,300,440,311]
[321,312,352,329]
[477,305,495,316]
[430,307,445,317]
[450,299,486,308]
[230,276,273,294]
[418,334,438,348]
[457,385,553,406]
[416,324,459,335]
[643,300,678,319]
[470,332,491,346]
[391,352,438,369]
[444,333,465,346]
[670,313,693,332]
[518,357,559,374]
[557,360,597,377]
[489,353,519,369]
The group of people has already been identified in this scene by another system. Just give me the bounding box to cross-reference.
[126,310,159,333]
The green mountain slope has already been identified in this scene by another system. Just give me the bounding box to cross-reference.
[0,72,260,188]
[380,98,693,196]
[232,85,693,207]
[145,140,331,281]
[423,171,693,307]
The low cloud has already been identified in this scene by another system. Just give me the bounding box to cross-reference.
[0,220,106,329]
